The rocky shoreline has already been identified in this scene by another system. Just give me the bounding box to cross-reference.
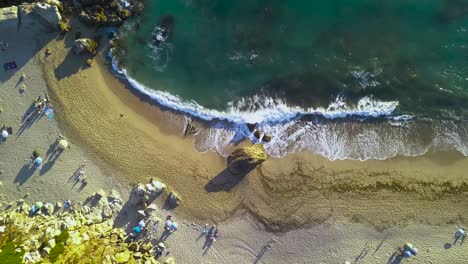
[0,179,177,264]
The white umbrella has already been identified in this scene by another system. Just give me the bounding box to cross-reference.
[58,139,68,149]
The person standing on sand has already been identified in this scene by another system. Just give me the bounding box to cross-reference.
[454,227,466,245]
[0,125,8,144]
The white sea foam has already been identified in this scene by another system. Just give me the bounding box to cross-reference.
[110,50,399,124]
[108,50,467,160]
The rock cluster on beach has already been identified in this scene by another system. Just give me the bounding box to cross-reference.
[227,144,268,175]
[0,2,62,30]
[0,189,172,263]
[1,0,144,30]
[129,178,182,209]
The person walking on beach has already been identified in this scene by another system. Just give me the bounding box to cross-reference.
[201,224,208,234]
[454,227,466,245]
[0,125,9,144]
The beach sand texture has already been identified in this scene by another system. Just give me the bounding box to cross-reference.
[0,18,128,205]
[1,15,468,263]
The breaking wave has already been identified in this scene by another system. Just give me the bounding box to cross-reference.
[109,50,468,160]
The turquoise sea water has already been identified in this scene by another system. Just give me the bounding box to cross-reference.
[114,0,468,159]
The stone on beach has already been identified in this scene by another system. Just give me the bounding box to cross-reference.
[72,38,98,55]
[227,144,267,175]
[19,3,62,29]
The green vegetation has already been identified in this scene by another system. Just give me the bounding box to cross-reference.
[49,230,70,263]
[59,19,71,34]
[84,39,98,54]
[0,240,25,264]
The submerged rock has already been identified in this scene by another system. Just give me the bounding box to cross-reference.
[227,144,267,175]
[263,133,272,143]
[253,130,262,140]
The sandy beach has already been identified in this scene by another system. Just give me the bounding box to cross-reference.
[1,5,468,264]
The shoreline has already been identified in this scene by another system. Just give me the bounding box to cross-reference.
[1,6,468,263]
[37,19,468,232]
[109,50,468,160]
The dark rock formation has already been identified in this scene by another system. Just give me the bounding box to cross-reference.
[246,123,257,132]
[72,38,98,55]
[227,144,267,175]
[263,133,272,143]
[253,130,262,140]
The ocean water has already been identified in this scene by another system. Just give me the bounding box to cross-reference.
[113,0,468,160]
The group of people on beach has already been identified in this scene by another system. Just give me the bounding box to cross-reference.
[34,95,53,117]
[130,213,180,259]
[202,223,220,242]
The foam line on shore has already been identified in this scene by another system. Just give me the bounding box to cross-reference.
[108,50,468,160]
[109,50,403,125]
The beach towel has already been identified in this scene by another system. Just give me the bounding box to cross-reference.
[3,61,17,71]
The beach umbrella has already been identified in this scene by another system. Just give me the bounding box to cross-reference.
[133,226,141,234]
[34,157,43,165]
[170,222,178,230]
[403,250,412,258]
[404,243,414,251]
[157,242,166,249]
[58,139,68,149]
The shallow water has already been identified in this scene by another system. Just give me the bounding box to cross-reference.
[115,0,468,159]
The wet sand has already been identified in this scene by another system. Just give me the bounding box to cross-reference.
[2,16,467,262]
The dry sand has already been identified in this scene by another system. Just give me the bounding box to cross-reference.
[1,15,468,263]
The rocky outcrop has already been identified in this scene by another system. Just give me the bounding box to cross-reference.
[128,178,166,206]
[72,38,97,55]
[227,144,267,175]
[19,2,62,29]
[0,6,17,27]
[0,190,166,263]
[77,0,137,27]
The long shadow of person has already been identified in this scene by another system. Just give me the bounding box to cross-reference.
[158,229,172,243]
[40,148,64,175]
[253,245,270,264]
[202,235,214,256]
[14,164,36,185]
[21,102,36,123]
[77,181,88,191]
[69,164,85,182]
[387,250,403,264]
[16,111,43,138]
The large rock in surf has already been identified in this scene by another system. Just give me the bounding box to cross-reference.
[227,144,267,175]
[19,2,62,29]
